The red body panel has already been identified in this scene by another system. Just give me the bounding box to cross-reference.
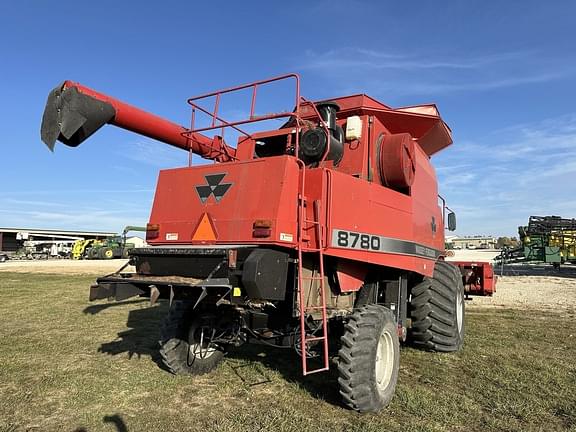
[148,157,300,247]
[313,141,442,277]
[299,95,452,156]
[148,148,443,278]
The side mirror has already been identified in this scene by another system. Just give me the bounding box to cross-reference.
[447,211,457,231]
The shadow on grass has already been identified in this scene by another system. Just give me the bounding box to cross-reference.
[74,414,128,432]
[83,299,149,315]
[226,344,342,407]
[88,300,342,407]
[85,301,170,371]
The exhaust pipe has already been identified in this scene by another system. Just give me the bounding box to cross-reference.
[41,83,115,150]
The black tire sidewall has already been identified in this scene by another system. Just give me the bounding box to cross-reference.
[408,261,465,352]
[338,305,400,412]
[436,261,465,350]
[160,304,225,375]
[371,317,400,407]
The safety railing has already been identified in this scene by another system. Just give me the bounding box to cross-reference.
[182,74,304,160]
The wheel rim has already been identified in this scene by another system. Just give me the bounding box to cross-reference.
[188,321,217,360]
[456,288,464,335]
[375,328,394,395]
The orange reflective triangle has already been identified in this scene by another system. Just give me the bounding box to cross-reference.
[192,213,217,241]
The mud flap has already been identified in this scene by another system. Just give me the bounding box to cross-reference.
[89,283,144,302]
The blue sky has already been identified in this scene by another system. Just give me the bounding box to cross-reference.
[1,0,575,236]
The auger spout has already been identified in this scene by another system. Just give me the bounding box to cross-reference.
[40,81,235,162]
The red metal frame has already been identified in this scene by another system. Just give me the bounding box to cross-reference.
[184,74,304,160]
[453,261,496,296]
[183,73,337,167]
[186,73,301,135]
[296,161,329,375]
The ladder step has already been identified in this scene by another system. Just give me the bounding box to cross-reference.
[305,336,326,343]
[304,220,320,225]
[297,187,329,377]
[303,367,329,376]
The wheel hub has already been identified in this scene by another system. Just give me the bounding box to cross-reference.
[188,321,217,360]
[456,288,464,335]
[375,329,394,395]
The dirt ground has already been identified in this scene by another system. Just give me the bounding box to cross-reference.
[1,255,575,311]
[0,259,133,275]
[445,248,501,262]
[466,275,576,310]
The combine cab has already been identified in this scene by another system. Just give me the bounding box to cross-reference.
[41,74,487,412]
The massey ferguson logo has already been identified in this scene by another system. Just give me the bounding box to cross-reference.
[195,173,233,203]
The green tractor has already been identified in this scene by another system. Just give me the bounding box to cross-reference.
[85,226,146,260]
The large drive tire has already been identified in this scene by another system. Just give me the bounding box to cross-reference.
[159,302,225,375]
[409,261,465,352]
[338,304,400,412]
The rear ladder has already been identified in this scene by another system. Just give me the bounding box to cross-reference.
[297,191,329,375]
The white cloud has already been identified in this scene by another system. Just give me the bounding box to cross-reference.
[120,138,189,167]
[297,48,574,96]
[436,114,576,236]
[301,48,533,71]
[0,192,152,232]
[0,189,154,196]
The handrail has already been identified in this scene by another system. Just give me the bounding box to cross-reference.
[184,74,304,165]
[185,73,301,137]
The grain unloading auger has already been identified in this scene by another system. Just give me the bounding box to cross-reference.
[41,74,494,412]
[41,80,236,161]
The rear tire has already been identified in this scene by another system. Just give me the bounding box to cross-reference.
[338,304,400,412]
[408,261,464,352]
[159,302,225,375]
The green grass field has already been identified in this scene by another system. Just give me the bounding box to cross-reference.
[1,272,575,431]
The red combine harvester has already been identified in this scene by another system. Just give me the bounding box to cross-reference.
[41,74,494,412]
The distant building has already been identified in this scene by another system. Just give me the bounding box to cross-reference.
[449,236,497,250]
[0,227,116,253]
[126,236,147,248]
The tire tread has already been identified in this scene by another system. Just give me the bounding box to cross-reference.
[159,301,224,375]
[408,261,464,352]
[338,305,399,412]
